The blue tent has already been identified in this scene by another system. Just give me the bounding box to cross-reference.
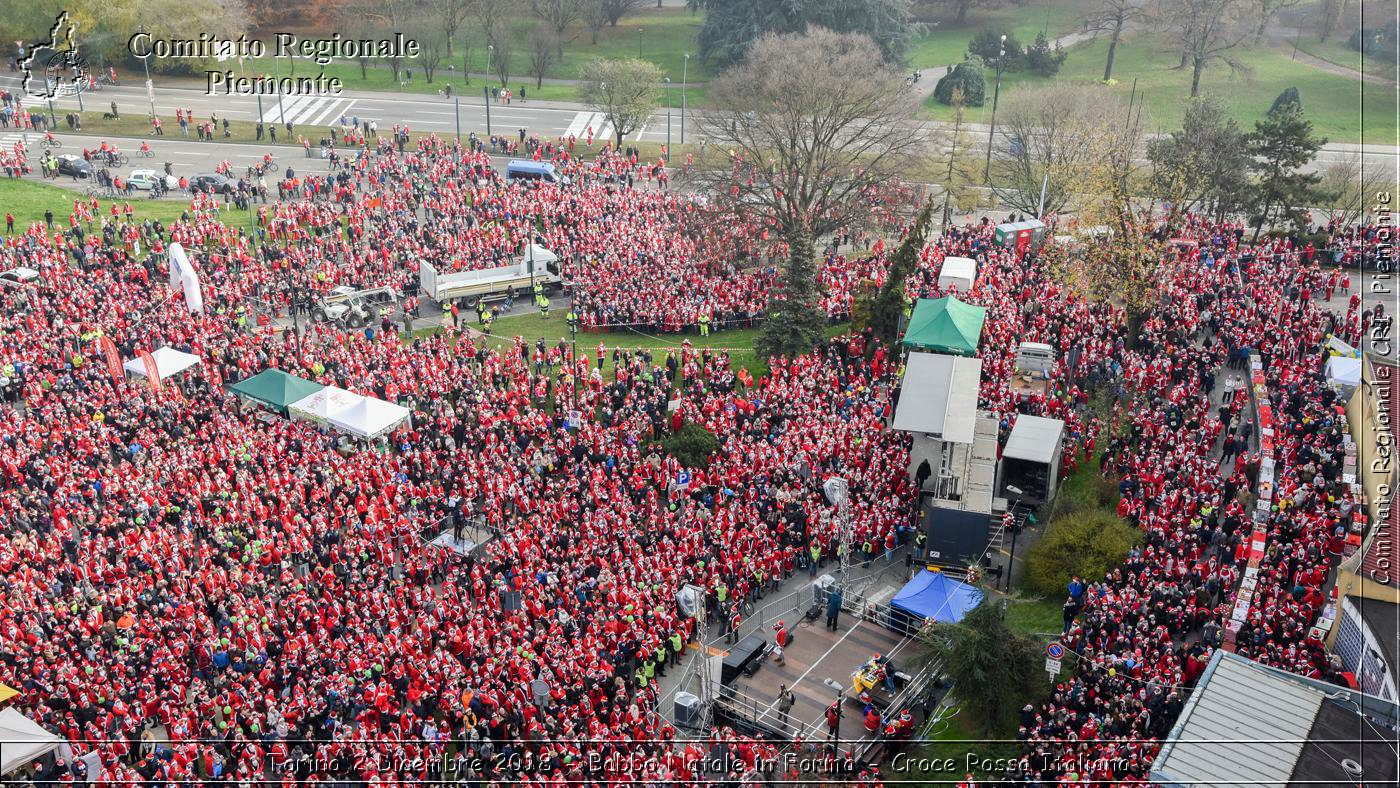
[890,570,984,624]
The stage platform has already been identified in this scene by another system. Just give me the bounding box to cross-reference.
[716,613,915,748]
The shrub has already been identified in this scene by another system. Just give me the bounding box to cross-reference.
[968,30,1024,71]
[1024,33,1068,77]
[934,62,987,107]
[1024,510,1140,597]
[1270,86,1302,115]
[1348,25,1398,61]
[660,422,720,468]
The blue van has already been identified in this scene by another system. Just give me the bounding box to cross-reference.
[505,159,568,185]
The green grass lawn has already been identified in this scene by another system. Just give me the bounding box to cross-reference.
[907,0,1092,71]
[1003,596,1064,640]
[0,177,193,229]
[184,6,706,103]
[478,312,853,381]
[923,32,1396,142]
[1293,34,1396,80]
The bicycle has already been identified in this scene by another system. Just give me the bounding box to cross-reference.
[137,148,154,158]
[85,184,118,199]
[40,137,62,149]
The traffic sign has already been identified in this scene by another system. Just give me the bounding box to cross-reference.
[1044,657,1061,675]
[1046,642,1064,659]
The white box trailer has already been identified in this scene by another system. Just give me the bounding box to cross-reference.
[938,256,978,292]
[419,245,562,303]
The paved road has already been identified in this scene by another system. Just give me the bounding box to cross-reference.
[2,73,1394,173]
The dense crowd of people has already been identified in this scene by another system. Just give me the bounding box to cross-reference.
[1013,218,1375,784]
[0,126,1385,787]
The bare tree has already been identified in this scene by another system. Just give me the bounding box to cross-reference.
[989,84,1114,217]
[583,0,607,45]
[1318,159,1399,226]
[531,0,584,58]
[600,0,646,26]
[1162,0,1249,97]
[578,57,661,147]
[1316,0,1352,40]
[938,88,987,229]
[1031,84,1164,342]
[488,22,513,87]
[1250,0,1304,42]
[1081,0,1147,82]
[415,25,447,83]
[527,24,561,88]
[695,28,925,358]
[435,0,475,55]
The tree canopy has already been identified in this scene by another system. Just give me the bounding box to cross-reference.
[578,57,662,148]
[697,0,916,67]
[695,27,925,359]
[920,601,1044,733]
[933,61,986,106]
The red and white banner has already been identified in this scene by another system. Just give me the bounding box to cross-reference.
[99,336,123,389]
[138,350,162,394]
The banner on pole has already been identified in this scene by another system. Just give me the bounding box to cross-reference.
[100,336,123,389]
[138,350,162,394]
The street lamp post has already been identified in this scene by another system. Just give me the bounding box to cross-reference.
[483,86,492,136]
[637,29,644,58]
[568,309,580,405]
[140,28,157,119]
[983,35,1007,184]
[273,52,286,125]
[681,53,689,144]
[663,78,671,153]
[454,96,461,143]
[486,45,493,79]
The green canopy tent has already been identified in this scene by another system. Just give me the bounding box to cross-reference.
[902,296,986,356]
[227,369,324,413]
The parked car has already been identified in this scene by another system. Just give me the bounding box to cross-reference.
[55,154,94,179]
[189,173,235,195]
[0,267,40,288]
[128,169,178,191]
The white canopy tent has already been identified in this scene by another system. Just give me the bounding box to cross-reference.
[326,397,411,439]
[938,256,978,292]
[0,707,61,775]
[287,386,365,424]
[1327,356,1362,391]
[892,352,983,444]
[122,346,202,380]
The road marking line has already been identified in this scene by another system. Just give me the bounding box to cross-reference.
[272,94,309,125]
[563,111,592,137]
[285,95,330,126]
[593,114,613,143]
[305,97,349,128]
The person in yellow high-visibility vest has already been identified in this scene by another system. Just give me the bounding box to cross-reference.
[536,293,550,317]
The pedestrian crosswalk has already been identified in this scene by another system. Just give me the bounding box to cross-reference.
[563,111,614,143]
[260,95,358,129]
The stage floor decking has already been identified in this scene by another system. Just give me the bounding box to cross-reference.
[719,614,913,747]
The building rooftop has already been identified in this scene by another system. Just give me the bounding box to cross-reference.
[1151,650,1400,788]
